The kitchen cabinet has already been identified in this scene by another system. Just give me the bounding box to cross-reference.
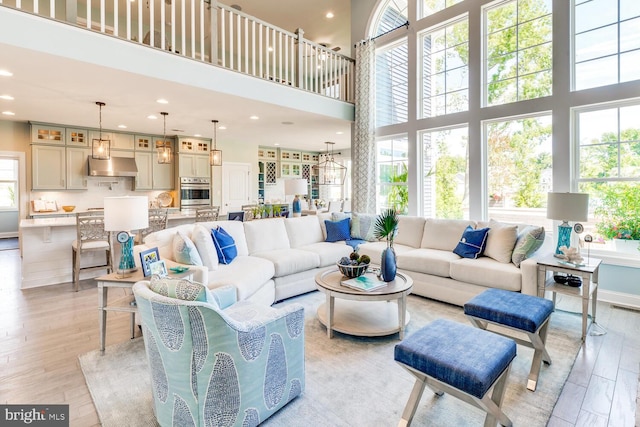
[135,135,154,151]
[31,124,65,144]
[281,162,301,178]
[178,137,210,154]
[153,160,174,189]
[280,150,301,162]
[178,153,210,178]
[89,131,134,151]
[66,147,89,189]
[32,145,66,190]
[258,147,278,160]
[134,152,153,190]
[66,128,89,147]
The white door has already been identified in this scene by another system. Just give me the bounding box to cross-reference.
[222,162,251,214]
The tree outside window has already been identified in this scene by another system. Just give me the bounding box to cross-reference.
[377,137,408,214]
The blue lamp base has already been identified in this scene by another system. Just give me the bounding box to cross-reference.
[118,235,137,275]
[292,196,301,217]
[554,222,572,256]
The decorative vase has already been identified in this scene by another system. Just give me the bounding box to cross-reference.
[380,245,397,282]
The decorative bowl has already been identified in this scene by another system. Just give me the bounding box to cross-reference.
[337,262,370,278]
[61,205,76,212]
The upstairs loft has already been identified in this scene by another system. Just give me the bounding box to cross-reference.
[0,1,355,125]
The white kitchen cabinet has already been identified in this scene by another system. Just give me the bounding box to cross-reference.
[66,147,89,189]
[112,132,135,150]
[66,128,89,147]
[258,147,278,159]
[178,137,210,154]
[178,153,210,178]
[32,145,66,190]
[134,152,153,190]
[281,162,301,178]
[135,135,154,151]
[153,159,174,189]
[31,124,65,144]
[88,130,115,145]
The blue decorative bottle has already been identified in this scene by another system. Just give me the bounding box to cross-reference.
[380,246,397,282]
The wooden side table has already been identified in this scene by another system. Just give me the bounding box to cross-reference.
[96,270,192,352]
[537,255,603,340]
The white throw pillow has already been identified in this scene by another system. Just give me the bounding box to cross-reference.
[191,225,219,271]
[477,220,519,264]
[173,231,203,266]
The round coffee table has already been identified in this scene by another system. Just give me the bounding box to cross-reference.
[314,269,413,339]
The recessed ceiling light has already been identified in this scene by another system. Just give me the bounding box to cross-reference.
[2,111,15,116]
[219,125,227,130]
[147,115,158,119]
[118,124,127,129]
[274,143,280,146]
[268,46,273,52]
[0,70,13,77]
[250,115,259,120]
[336,131,344,135]
[0,95,14,100]
[194,134,202,137]
[156,98,169,104]
[326,12,334,19]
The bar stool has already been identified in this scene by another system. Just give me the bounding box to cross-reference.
[195,206,220,222]
[137,208,169,244]
[72,212,112,291]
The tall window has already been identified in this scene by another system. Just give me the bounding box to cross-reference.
[377,136,409,213]
[420,16,469,118]
[0,158,18,209]
[576,102,640,251]
[372,0,408,38]
[421,127,469,219]
[486,115,552,225]
[421,0,464,19]
[574,0,640,90]
[484,0,552,106]
[376,40,409,126]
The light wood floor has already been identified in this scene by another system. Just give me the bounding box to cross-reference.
[1,244,638,426]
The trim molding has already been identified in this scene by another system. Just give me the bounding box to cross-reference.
[598,289,640,310]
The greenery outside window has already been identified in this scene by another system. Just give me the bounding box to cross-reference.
[421,126,469,219]
[420,16,469,117]
[421,0,464,19]
[0,158,18,210]
[574,0,640,91]
[377,136,409,214]
[486,114,552,226]
[483,0,552,106]
[576,102,640,253]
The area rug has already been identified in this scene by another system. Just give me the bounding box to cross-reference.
[80,291,582,426]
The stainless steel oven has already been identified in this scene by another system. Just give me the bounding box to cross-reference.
[180,177,211,209]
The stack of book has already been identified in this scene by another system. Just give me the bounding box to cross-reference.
[341,273,387,292]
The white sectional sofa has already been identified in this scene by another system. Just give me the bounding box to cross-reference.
[134,214,549,307]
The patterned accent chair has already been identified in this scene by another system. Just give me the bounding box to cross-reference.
[132,279,305,427]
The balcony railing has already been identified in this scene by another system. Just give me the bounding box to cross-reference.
[0,0,355,103]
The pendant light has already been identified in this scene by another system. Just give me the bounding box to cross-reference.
[209,119,222,166]
[92,101,111,160]
[313,141,346,185]
[157,112,172,164]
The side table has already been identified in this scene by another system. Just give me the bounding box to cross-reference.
[96,269,192,352]
[537,255,603,340]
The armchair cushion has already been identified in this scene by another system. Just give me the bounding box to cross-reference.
[149,274,211,304]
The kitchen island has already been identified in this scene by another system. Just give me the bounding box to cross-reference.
[19,211,197,289]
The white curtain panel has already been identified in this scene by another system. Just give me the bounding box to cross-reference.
[352,40,377,214]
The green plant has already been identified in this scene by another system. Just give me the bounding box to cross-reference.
[272,204,282,217]
[374,208,399,247]
[594,183,640,240]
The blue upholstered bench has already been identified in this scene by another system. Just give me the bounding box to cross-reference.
[464,288,554,391]
[394,319,516,427]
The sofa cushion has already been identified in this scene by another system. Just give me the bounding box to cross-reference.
[350,212,377,241]
[145,223,195,261]
[212,226,238,264]
[207,255,275,301]
[453,226,490,259]
[325,218,351,242]
[395,216,426,248]
[297,242,353,267]
[512,225,546,267]
[191,224,218,271]
[251,248,320,277]
[397,248,460,277]
[285,215,324,247]
[173,231,203,266]
[450,257,522,291]
[210,221,249,256]
[244,218,290,254]
[421,219,477,251]
[357,241,415,266]
[477,220,519,264]
[317,212,334,240]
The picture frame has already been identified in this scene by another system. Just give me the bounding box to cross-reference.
[149,260,168,277]
[139,247,160,277]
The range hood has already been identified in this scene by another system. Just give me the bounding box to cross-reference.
[87,156,138,177]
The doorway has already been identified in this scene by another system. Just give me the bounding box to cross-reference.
[221,162,252,214]
[0,153,24,238]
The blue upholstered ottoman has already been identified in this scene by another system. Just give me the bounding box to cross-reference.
[394,319,516,427]
[464,288,554,391]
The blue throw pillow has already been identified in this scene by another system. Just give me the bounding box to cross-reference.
[325,218,351,242]
[211,226,238,264]
[453,226,490,259]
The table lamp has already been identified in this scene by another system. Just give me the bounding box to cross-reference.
[285,178,308,217]
[546,192,589,257]
[104,196,149,276]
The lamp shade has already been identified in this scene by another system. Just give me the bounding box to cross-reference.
[546,192,589,222]
[104,196,149,231]
[284,178,308,195]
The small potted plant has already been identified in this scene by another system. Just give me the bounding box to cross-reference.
[374,208,399,281]
[594,183,640,254]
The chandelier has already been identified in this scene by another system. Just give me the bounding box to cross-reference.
[313,142,346,185]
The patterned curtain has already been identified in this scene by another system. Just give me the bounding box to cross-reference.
[352,40,377,214]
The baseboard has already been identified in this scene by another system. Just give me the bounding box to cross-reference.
[598,289,640,310]
[0,232,18,239]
